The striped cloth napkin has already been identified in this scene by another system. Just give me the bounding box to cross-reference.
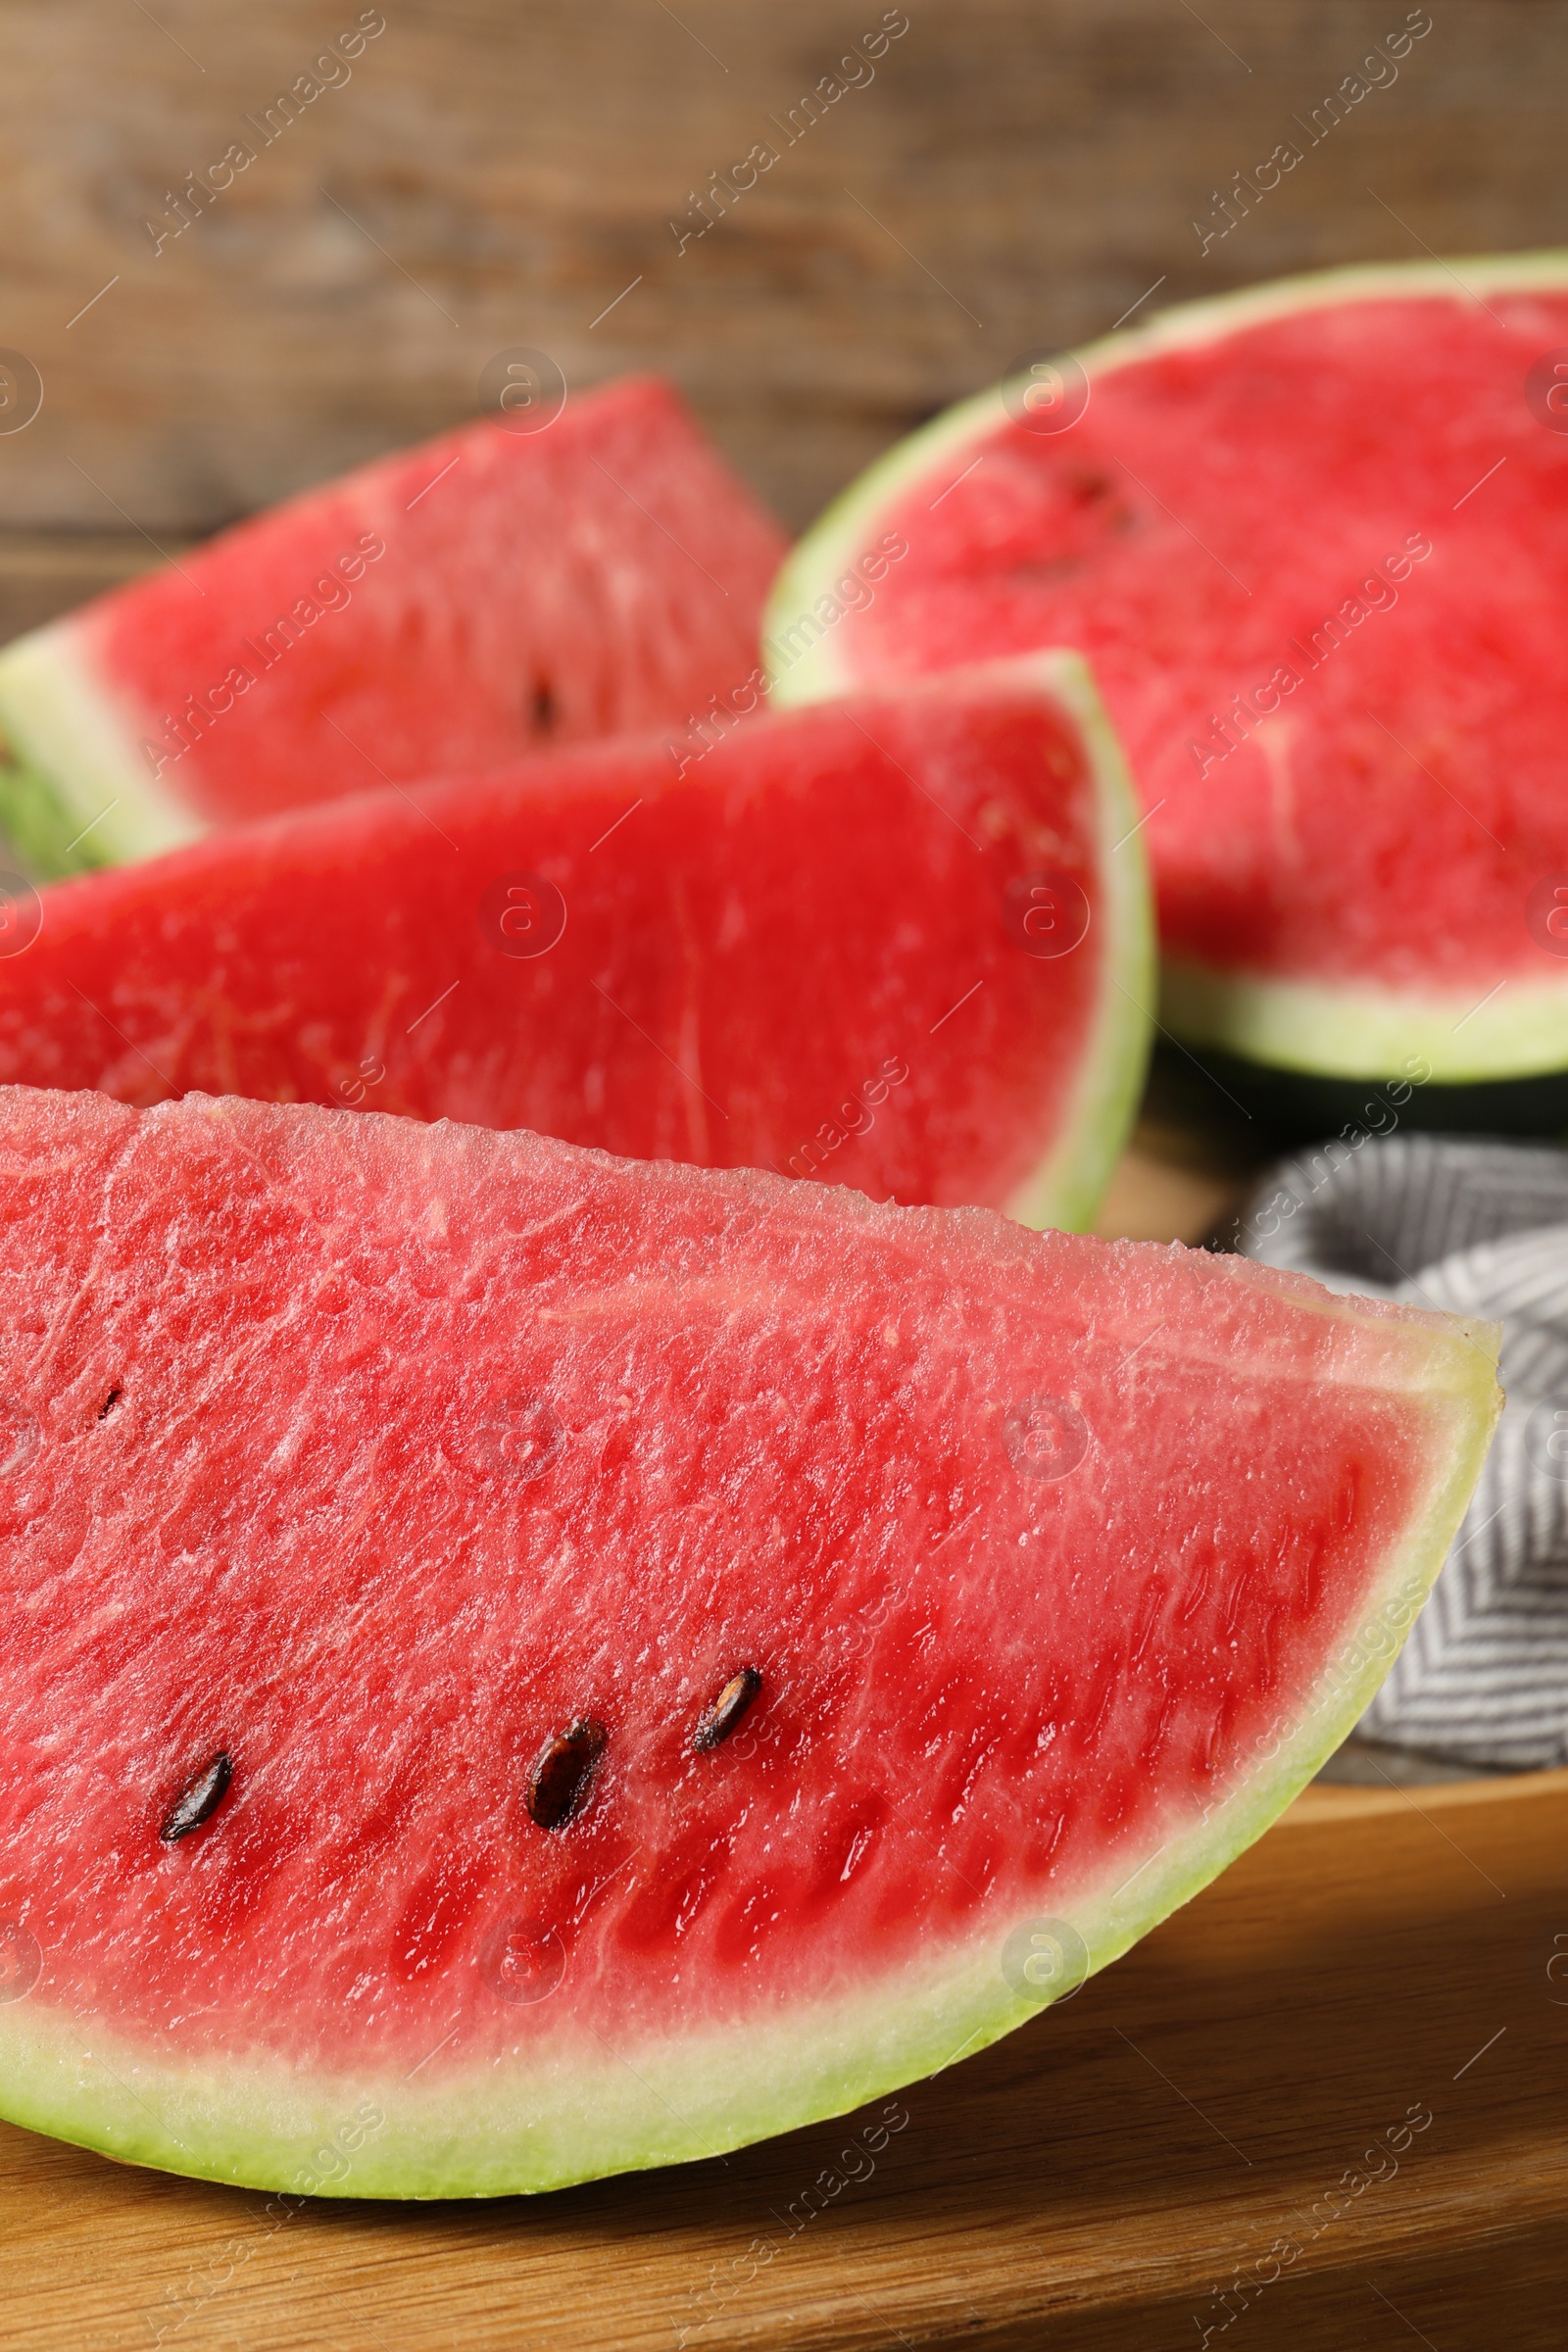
[1236,1135,1568,1770]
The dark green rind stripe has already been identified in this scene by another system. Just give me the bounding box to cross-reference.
[0,748,113,879]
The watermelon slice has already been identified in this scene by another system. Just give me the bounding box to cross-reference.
[767,257,1568,1083]
[0,1088,1497,2197]
[0,375,783,873]
[0,655,1152,1232]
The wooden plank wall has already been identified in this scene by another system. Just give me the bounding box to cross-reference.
[0,0,1561,639]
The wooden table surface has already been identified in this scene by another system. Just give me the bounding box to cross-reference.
[3,0,1567,620]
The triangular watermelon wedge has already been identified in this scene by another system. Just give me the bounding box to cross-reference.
[0,655,1152,1231]
[766,257,1568,1084]
[0,376,783,873]
[0,1088,1497,2196]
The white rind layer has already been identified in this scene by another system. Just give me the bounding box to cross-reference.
[0,620,206,865]
[0,1293,1499,2198]
[1162,957,1568,1084]
[764,253,1568,1082]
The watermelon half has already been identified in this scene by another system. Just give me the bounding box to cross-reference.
[767,257,1568,1083]
[0,375,783,873]
[0,1088,1497,2197]
[0,655,1151,1232]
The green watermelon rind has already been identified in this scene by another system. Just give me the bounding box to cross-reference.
[996,649,1153,1235]
[763,252,1568,1084]
[0,739,115,880]
[1160,956,1568,1084]
[0,620,206,870]
[0,1291,1498,2199]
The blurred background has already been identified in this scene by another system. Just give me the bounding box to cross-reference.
[2,0,1563,639]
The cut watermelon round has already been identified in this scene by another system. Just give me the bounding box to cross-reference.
[0,655,1151,1232]
[767,257,1568,1083]
[0,375,783,873]
[0,1088,1497,2196]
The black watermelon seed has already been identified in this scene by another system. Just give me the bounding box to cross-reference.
[160,1752,232,1843]
[693,1667,761,1752]
[526,1718,607,1831]
[96,1389,122,1422]
[530,678,559,737]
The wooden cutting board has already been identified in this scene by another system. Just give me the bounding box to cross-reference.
[2,1770,1562,2352]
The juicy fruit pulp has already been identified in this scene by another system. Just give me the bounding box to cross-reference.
[0,655,1152,1231]
[0,1089,1497,2197]
[0,375,784,871]
[768,260,1568,1080]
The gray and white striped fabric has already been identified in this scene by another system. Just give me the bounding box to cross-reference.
[1237,1136,1568,1769]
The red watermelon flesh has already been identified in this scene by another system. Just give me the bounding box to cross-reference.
[0,1087,1496,2196]
[0,656,1152,1231]
[0,375,783,867]
[768,261,1568,1080]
